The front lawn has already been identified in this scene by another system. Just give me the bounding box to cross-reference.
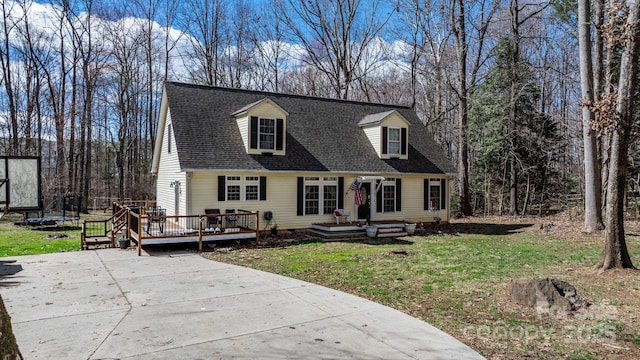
[203,218,640,359]
[0,213,82,256]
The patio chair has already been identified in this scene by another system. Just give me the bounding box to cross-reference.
[204,208,221,229]
[146,208,166,234]
[333,209,350,224]
[225,209,237,224]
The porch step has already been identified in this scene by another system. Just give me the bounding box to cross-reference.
[307,225,409,241]
[306,228,368,241]
[83,236,113,250]
[376,231,409,238]
[376,227,408,238]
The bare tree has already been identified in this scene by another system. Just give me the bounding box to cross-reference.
[251,2,287,92]
[183,0,226,85]
[279,0,394,100]
[1,0,21,154]
[596,0,639,270]
[578,0,604,232]
[450,0,498,216]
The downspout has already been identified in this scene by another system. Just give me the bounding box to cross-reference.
[186,172,192,216]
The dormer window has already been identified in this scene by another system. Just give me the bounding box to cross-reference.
[360,110,409,160]
[232,97,288,156]
[259,117,276,150]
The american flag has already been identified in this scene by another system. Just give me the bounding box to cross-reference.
[350,179,363,206]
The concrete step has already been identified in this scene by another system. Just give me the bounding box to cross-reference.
[377,227,405,234]
[306,229,368,241]
[376,231,408,238]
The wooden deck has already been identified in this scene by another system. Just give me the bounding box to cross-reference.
[82,202,260,255]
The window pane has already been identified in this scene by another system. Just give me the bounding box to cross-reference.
[430,185,440,210]
[388,128,401,155]
[259,118,275,150]
[389,142,400,155]
[245,185,258,200]
[323,185,337,214]
[305,185,319,215]
[389,128,400,140]
[383,185,395,212]
[227,185,241,201]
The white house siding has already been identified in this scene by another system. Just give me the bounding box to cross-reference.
[382,113,409,128]
[236,116,249,151]
[155,108,186,216]
[187,172,451,230]
[362,126,381,156]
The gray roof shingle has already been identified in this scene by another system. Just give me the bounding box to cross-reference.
[164,82,456,175]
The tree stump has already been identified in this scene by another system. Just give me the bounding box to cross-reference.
[509,278,590,315]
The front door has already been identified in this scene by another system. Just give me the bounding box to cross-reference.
[356,182,372,221]
[174,183,180,215]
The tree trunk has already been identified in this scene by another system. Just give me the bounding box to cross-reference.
[597,0,639,270]
[451,0,472,216]
[578,0,604,232]
[508,0,520,216]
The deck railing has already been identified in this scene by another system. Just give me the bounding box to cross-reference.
[81,208,127,249]
[85,203,260,255]
[115,205,259,256]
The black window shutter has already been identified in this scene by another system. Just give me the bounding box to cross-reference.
[260,176,267,200]
[338,177,344,209]
[382,127,388,154]
[250,116,258,149]
[396,178,402,212]
[276,118,284,150]
[218,176,226,201]
[440,179,446,210]
[376,180,382,213]
[297,177,304,216]
[401,128,407,155]
[424,179,429,210]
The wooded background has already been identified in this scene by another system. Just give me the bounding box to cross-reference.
[1,0,637,217]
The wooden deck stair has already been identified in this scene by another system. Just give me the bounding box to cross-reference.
[83,236,114,250]
[81,207,128,250]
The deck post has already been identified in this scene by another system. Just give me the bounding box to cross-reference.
[255,211,260,244]
[81,221,86,250]
[110,220,115,248]
[137,213,142,256]
[198,216,203,252]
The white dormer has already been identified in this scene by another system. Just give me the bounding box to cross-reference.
[359,110,410,160]
[232,98,288,156]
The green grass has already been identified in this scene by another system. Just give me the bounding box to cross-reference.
[0,214,82,256]
[204,222,640,359]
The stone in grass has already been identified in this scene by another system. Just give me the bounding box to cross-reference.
[509,278,590,316]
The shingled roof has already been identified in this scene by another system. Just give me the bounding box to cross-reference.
[155,82,456,175]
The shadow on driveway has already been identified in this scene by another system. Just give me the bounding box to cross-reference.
[0,260,23,287]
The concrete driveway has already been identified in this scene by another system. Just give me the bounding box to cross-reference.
[1,249,484,359]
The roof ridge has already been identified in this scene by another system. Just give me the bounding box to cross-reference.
[164,81,412,110]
